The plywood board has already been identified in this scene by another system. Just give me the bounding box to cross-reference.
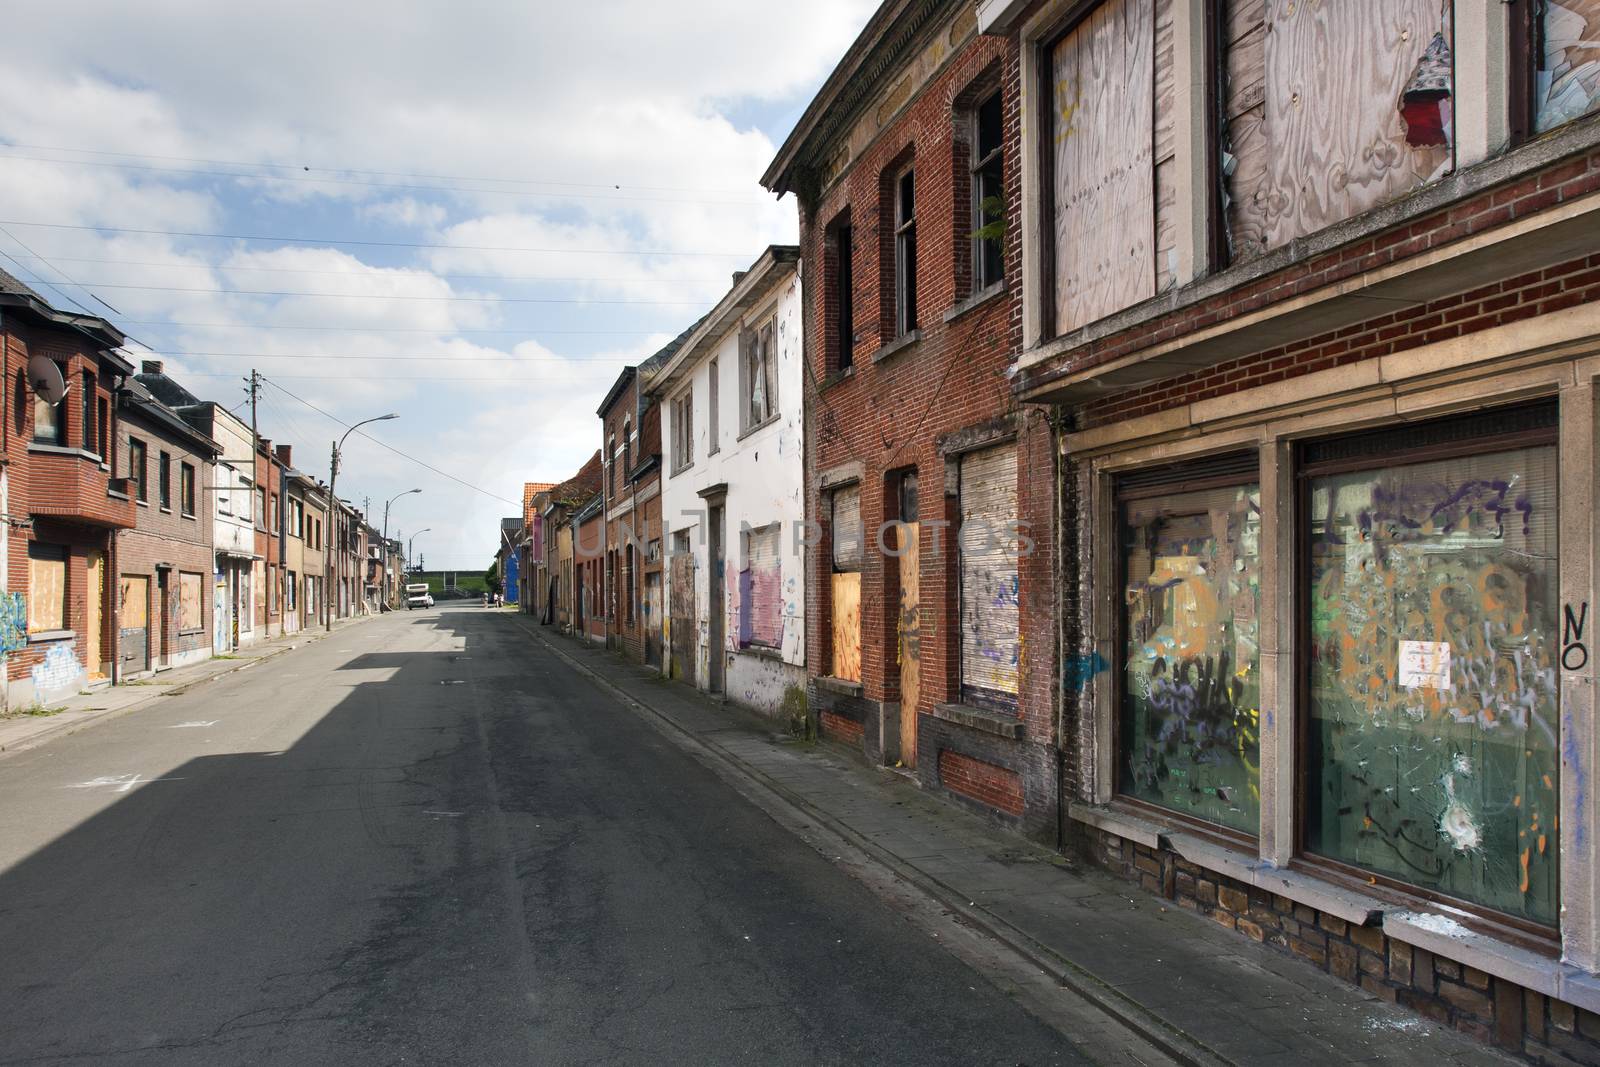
[832,571,862,684]
[180,572,204,632]
[1052,0,1156,334]
[1258,0,1452,252]
[959,446,1021,699]
[28,555,63,633]
[120,575,148,628]
[898,523,921,768]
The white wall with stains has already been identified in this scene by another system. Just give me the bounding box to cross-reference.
[658,260,806,717]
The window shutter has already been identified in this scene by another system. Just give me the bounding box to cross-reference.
[831,484,863,570]
[959,445,1019,702]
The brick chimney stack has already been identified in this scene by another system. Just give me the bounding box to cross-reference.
[141,360,163,375]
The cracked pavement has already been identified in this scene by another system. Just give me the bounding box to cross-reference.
[0,605,1088,1065]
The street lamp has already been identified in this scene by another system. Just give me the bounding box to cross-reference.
[382,489,421,610]
[326,413,399,631]
[409,529,431,573]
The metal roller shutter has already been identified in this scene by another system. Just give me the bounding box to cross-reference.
[832,485,863,571]
[959,445,1019,703]
[743,523,782,648]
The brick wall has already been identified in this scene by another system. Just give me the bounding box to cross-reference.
[795,21,1057,825]
[936,748,1024,816]
[1084,827,1600,1063]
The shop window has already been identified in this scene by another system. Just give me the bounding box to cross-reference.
[1304,410,1559,926]
[830,484,863,682]
[27,543,67,632]
[958,445,1021,708]
[1119,460,1261,835]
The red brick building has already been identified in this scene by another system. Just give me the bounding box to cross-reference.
[115,378,218,674]
[763,1,1057,838]
[574,492,605,645]
[0,270,139,706]
[969,0,1600,1052]
[255,437,283,635]
[598,330,695,668]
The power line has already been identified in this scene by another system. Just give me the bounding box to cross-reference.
[0,220,753,258]
[0,141,763,196]
[0,152,770,209]
[0,226,102,317]
[262,376,519,506]
[44,280,708,306]
[118,320,675,335]
[149,350,633,364]
[185,371,622,382]
[2,253,732,287]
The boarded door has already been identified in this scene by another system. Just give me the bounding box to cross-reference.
[831,485,863,683]
[708,505,725,693]
[120,575,149,674]
[86,550,105,679]
[670,552,695,684]
[644,571,663,668]
[959,446,1020,704]
[898,522,920,766]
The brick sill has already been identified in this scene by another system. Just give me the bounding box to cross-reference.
[943,279,1006,325]
[27,629,74,644]
[871,328,922,366]
[931,701,1022,739]
[819,365,855,392]
[814,675,862,697]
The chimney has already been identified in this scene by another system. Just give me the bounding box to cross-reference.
[258,437,272,457]
[731,270,747,287]
[275,444,292,466]
[141,360,164,375]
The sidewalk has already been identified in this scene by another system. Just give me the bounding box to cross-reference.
[0,613,376,757]
[525,621,1514,1067]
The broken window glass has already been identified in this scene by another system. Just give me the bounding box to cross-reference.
[1120,482,1261,835]
[1306,445,1559,925]
[1537,0,1600,132]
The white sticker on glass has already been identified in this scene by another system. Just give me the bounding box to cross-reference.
[1398,640,1452,690]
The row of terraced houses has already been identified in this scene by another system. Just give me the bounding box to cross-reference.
[0,269,405,707]
[499,0,1600,1055]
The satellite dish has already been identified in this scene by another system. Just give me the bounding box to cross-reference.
[26,356,68,405]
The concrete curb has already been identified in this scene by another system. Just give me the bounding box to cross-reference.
[519,620,1232,1067]
[0,616,373,759]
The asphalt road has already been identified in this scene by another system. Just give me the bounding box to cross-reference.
[0,605,1094,1065]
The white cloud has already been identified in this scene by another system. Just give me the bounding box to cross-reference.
[0,0,877,565]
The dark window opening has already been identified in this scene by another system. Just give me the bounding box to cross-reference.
[895,168,918,337]
[972,91,1004,292]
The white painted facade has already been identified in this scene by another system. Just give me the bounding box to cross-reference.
[653,248,805,717]
[209,406,258,650]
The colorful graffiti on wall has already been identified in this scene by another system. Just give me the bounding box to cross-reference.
[0,592,26,653]
[1306,446,1559,925]
[1120,483,1262,834]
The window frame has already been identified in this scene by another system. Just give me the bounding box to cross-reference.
[82,372,97,456]
[707,358,720,455]
[129,437,148,503]
[26,542,68,633]
[159,451,172,511]
[893,165,918,338]
[180,462,196,517]
[32,371,63,446]
[1112,457,1263,846]
[1291,409,1562,940]
[740,314,779,435]
[969,89,1005,294]
[829,212,854,373]
[671,390,694,474]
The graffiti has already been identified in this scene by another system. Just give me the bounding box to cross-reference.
[0,592,26,653]
[1121,484,1261,835]
[1564,602,1589,671]
[1306,448,1559,925]
[1064,650,1109,692]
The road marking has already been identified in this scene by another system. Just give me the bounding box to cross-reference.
[424,810,464,817]
[440,680,466,685]
[71,774,186,792]
[169,721,219,729]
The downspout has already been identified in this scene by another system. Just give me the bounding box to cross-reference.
[1052,403,1069,854]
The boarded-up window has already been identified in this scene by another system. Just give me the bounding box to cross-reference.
[740,523,782,649]
[119,575,149,629]
[958,446,1019,705]
[27,543,66,632]
[179,571,204,633]
[1222,0,1454,263]
[1051,0,1155,334]
[1538,1,1600,132]
[830,484,863,682]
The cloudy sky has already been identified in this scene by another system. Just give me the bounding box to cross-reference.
[0,1,874,572]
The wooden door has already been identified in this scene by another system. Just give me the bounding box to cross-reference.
[644,572,663,668]
[157,571,171,668]
[86,550,105,679]
[898,522,920,767]
[670,553,694,683]
[119,575,149,674]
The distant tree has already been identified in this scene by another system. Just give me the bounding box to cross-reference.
[485,560,502,595]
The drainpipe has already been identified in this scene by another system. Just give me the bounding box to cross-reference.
[1051,404,1068,854]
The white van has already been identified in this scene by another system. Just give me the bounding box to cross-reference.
[405,583,434,609]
